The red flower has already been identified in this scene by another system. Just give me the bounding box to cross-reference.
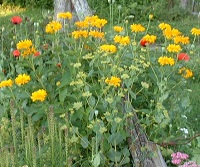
[177,53,190,61]
[12,50,20,57]
[11,16,22,25]
[140,39,148,47]
[57,63,61,67]
[34,51,41,57]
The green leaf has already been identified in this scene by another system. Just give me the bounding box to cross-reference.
[181,97,190,108]
[127,87,136,100]
[81,136,89,148]
[93,153,101,167]
[119,157,130,166]
[108,132,125,145]
[107,148,121,162]
[59,88,68,103]
[88,96,96,107]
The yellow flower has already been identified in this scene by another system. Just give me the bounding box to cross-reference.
[45,21,62,34]
[57,12,72,19]
[142,34,157,44]
[0,79,13,88]
[158,56,175,66]
[130,24,145,33]
[114,35,130,45]
[163,27,181,39]
[75,21,89,29]
[72,30,88,39]
[90,18,108,28]
[191,28,200,36]
[15,74,31,86]
[179,67,193,78]
[89,30,105,39]
[84,15,99,23]
[100,44,117,53]
[173,35,190,44]
[113,26,124,33]
[167,44,182,53]
[31,89,47,102]
[21,47,37,57]
[105,76,121,87]
[17,39,33,50]
[158,23,171,30]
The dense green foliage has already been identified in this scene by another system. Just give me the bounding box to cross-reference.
[0,1,200,166]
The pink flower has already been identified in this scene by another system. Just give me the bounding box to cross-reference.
[171,152,189,160]
[172,158,182,165]
[11,16,22,25]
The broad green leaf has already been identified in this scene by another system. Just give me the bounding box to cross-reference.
[81,136,89,148]
[107,148,121,162]
[93,153,100,167]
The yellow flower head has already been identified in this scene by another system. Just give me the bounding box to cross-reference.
[167,44,182,53]
[75,21,89,29]
[105,76,121,87]
[191,28,200,36]
[163,27,181,39]
[114,35,130,45]
[173,35,190,44]
[84,15,99,23]
[158,56,175,66]
[90,18,108,28]
[0,79,13,88]
[21,47,37,57]
[57,12,72,19]
[15,74,31,86]
[45,21,62,34]
[100,44,117,53]
[179,67,193,78]
[17,39,33,50]
[159,23,171,30]
[89,30,105,39]
[113,26,124,33]
[72,30,88,39]
[142,34,157,44]
[130,24,145,33]
[31,89,47,102]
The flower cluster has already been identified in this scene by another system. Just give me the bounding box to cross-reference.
[142,34,157,44]
[100,44,117,53]
[130,24,145,33]
[105,76,121,87]
[75,15,107,29]
[15,74,31,86]
[57,12,72,19]
[179,67,193,79]
[113,35,130,45]
[158,56,175,66]
[72,30,88,39]
[16,39,37,57]
[179,161,200,167]
[0,79,13,88]
[45,21,62,33]
[191,28,200,36]
[171,152,189,165]
[113,26,124,33]
[167,44,182,53]
[31,89,47,102]
[89,30,105,39]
